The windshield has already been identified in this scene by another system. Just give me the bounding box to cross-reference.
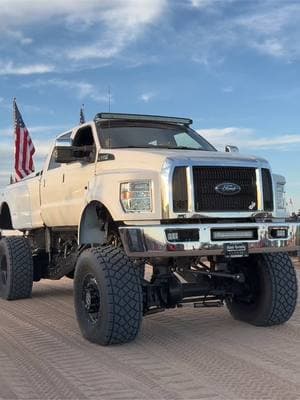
[97,121,216,151]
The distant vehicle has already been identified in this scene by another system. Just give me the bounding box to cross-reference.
[0,113,298,345]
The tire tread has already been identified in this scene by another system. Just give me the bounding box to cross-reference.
[0,236,33,300]
[264,252,298,325]
[75,245,142,345]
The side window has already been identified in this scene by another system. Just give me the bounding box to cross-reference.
[48,149,62,171]
[48,132,71,171]
[73,126,95,147]
[73,126,96,163]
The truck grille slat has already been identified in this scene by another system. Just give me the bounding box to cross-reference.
[172,167,188,212]
[262,168,274,211]
[192,166,258,212]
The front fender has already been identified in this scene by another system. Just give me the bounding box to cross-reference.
[84,170,162,223]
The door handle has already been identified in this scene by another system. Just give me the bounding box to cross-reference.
[62,173,65,183]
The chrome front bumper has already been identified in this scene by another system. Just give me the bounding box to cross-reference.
[119,222,300,258]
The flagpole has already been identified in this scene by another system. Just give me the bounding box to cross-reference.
[108,86,111,112]
[12,97,16,183]
[80,104,85,124]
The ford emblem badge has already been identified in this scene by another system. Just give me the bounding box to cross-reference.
[215,182,241,195]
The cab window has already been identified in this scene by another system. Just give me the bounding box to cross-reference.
[48,132,71,171]
[73,126,96,163]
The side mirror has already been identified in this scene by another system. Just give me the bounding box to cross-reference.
[54,138,75,163]
[54,146,78,164]
[225,145,239,153]
[54,138,93,163]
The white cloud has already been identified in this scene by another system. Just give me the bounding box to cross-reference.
[0,0,167,64]
[139,92,156,103]
[222,86,233,93]
[67,44,121,62]
[198,127,300,150]
[0,171,11,178]
[182,1,300,64]
[33,140,53,158]
[66,0,167,61]
[23,79,110,103]
[0,0,101,25]
[1,124,68,138]
[190,0,212,7]
[0,61,54,76]
[0,137,52,166]
[2,0,298,74]
[190,0,233,9]
[1,29,33,45]
[236,3,298,35]
[251,39,285,58]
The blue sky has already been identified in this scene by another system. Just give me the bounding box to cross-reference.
[0,0,300,211]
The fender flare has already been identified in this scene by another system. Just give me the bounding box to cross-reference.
[78,201,113,245]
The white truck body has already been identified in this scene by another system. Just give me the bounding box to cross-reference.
[0,114,299,257]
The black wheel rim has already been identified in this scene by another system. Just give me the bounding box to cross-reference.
[82,274,101,323]
[0,255,8,286]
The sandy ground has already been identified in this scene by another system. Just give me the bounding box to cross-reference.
[0,261,299,400]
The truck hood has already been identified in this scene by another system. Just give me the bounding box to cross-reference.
[101,148,270,172]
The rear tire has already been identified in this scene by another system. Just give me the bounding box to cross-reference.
[226,252,298,326]
[0,236,33,300]
[74,245,143,345]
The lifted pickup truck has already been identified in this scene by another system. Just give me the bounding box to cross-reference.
[0,113,299,345]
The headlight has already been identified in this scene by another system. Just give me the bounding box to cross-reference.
[120,180,152,212]
[276,183,286,210]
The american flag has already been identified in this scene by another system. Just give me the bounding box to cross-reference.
[80,104,85,124]
[13,99,35,181]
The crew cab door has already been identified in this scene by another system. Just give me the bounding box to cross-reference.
[40,132,71,227]
[40,126,98,227]
[58,125,97,226]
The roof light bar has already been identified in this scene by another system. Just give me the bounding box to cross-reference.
[94,112,193,125]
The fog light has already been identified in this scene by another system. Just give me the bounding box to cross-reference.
[270,228,288,239]
[165,229,199,242]
[167,232,179,241]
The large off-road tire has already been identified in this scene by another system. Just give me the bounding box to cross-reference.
[74,245,143,345]
[226,252,298,326]
[0,236,33,300]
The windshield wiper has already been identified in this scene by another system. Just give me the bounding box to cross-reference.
[161,146,205,151]
[108,145,156,149]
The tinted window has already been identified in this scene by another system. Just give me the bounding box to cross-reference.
[97,122,215,151]
[48,132,71,171]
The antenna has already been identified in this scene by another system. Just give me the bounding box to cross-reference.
[108,85,111,112]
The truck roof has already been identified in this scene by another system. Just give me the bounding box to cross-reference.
[55,113,193,140]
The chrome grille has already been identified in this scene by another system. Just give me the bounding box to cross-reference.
[193,166,257,212]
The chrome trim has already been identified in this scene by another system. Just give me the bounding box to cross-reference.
[119,222,300,258]
[187,166,194,212]
[161,158,173,219]
[256,168,263,211]
[161,157,272,219]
